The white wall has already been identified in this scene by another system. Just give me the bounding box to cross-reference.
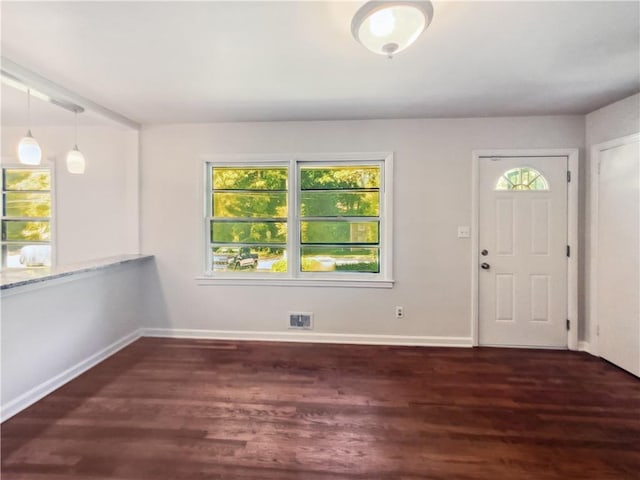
[0,259,152,420]
[140,116,585,343]
[583,93,640,347]
[586,93,640,146]
[1,123,144,420]
[1,125,140,264]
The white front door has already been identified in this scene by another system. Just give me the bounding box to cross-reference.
[478,156,568,347]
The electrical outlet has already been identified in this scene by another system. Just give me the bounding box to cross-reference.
[395,306,404,319]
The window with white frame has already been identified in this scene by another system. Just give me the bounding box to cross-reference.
[1,166,53,269]
[204,154,392,283]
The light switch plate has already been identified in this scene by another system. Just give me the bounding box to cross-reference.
[457,226,471,238]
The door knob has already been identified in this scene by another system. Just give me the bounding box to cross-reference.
[481,262,490,270]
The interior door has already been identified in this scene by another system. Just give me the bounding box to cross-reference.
[596,138,640,376]
[479,156,568,347]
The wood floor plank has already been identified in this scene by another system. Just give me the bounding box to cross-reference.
[2,338,639,479]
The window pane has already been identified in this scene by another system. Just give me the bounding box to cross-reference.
[300,191,379,217]
[2,220,50,242]
[301,247,379,273]
[3,169,50,191]
[213,192,287,218]
[211,221,287,244]
[212,246,286,273]
[530,176,549,190]
[301,221,379,244]
[496,176,513,190]
[4,193,51,218]
[301,166,380,190]
[213,167,287,191]
[2,244,51,268]
[496,167,549,191]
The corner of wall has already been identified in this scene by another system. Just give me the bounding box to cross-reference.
[582,92,640,348]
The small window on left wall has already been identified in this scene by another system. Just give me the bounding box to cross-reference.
[1,166,52,269]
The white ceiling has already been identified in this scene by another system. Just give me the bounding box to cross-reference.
[1,1,639,125]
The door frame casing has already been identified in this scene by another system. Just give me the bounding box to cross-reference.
[589,133,640,357]
[471,149,579,350]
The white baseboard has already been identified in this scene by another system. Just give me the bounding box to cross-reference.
[578,340,597,356]
[1,329,142,422]
[141,328,473,348]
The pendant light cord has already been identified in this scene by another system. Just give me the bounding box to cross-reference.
[27,88,31,130]
[74,110,78,147]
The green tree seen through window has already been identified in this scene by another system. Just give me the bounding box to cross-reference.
[2,168,52,268]
[208,164,383,274]
[2,169,51,243]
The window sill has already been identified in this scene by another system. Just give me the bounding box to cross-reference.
[195,275,394,288]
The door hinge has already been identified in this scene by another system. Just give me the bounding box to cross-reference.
[567,171,571,182]
[566,319,570,331]
[596,325,600,336]
[566,245,570,257]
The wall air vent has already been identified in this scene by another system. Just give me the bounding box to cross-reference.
[289,312,313,330]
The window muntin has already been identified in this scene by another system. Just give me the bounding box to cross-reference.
[496,167,549,191]
[2,167,52,269]
[206,157,389,280]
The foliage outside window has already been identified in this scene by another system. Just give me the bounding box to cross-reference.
[209,166,288,273]
[1,167,52,269]
[299,165,380,273]
[496,167,549,191]
[206,157,389,281]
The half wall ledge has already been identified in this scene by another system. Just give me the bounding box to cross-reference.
[0,254,154,292]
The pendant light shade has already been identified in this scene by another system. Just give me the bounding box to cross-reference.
[66,109,86,174]
[18,90,42,165]
[17,130,42,165]
[351,0,433,58]
[66,146,86,174]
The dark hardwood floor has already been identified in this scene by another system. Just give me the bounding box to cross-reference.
[2,338,639,479]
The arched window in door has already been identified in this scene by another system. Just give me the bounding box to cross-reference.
[496,167,549,191]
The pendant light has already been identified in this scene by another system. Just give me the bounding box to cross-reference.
[351,0,434,58]
[17,89,42,165]
[66,109,86,174]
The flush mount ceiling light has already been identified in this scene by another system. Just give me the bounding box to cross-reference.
[17,89,42,165]
[351,0,434,58]
[66,108,86,174]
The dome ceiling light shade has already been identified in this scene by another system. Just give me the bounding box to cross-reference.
[351,0,434,58]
